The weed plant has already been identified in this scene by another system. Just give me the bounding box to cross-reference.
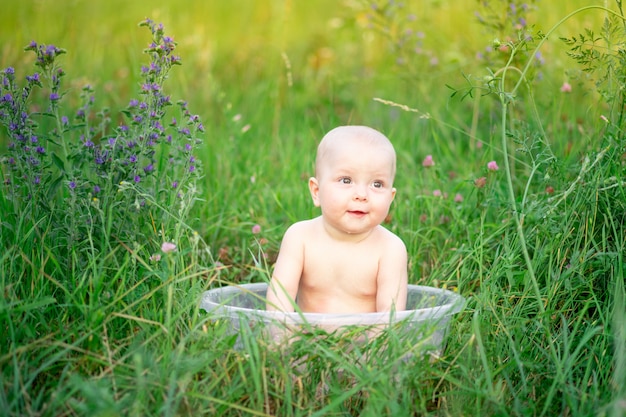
[0,1,625,416]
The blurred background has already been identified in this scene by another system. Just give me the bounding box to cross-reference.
[0,0,610,269]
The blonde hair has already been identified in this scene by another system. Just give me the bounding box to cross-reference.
[315,125,396,178]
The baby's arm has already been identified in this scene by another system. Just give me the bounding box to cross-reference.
[266,224,305,312]
[376,235,408,312]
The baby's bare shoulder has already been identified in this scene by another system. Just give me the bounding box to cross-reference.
[282,218,320,243]
[374,226,406,250]
[285,218,319,235]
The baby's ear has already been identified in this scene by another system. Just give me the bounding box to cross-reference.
[308,177,321,207]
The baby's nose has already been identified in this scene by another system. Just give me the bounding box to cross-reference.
[353,184,368,200]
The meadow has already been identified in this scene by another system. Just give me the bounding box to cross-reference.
[1,0,625,415]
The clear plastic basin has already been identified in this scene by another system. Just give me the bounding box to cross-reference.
[200,283,465,353]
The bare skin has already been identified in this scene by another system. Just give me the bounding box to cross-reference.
[266,126,408,314]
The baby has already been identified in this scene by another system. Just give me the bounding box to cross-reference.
[266,125,408,314]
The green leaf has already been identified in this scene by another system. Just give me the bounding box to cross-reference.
[51,152,66,172]
[47,174,64,200]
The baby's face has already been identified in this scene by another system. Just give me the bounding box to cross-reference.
[310,137,396,238]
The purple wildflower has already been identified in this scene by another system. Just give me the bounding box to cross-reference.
[26,73,40,84]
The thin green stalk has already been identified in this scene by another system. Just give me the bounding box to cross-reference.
[512,6,623,96]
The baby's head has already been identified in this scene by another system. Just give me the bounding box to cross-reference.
[315,126,396,181]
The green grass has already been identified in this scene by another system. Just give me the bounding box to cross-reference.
[1,1,625,416]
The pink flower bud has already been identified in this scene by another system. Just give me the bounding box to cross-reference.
[161,242,177,253]
[422,155,435,167]
[487,161,499,171]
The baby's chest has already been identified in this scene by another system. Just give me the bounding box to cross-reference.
[303,246,380,287]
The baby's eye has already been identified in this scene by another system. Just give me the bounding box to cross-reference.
[339,177,352,184]
[372,181,384,188]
